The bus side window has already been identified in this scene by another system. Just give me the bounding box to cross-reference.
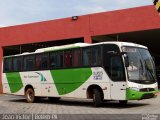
[23,55,35,71]
[73,49,81,67]
[4,58,12,72]
[57,52,63,68]
[35,54,41,70]
[82,48,92,66]
[64,50,72,67]
[13,57,22,71]
[50,52,63,69]
[41,53,48,69]
[92,47,101,66]
[50,52,56,69]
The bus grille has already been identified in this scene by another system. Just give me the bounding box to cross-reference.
[141,93,154,99]
[140,88,155,92]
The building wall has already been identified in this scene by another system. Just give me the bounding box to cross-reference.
[0,5,160,47]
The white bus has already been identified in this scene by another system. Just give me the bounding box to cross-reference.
[2,42,158,107]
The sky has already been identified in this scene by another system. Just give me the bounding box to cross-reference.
[0,0,152,27]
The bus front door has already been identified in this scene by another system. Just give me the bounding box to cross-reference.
[110,81,126,100]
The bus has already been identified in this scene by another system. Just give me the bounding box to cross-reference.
[2,42,158,107]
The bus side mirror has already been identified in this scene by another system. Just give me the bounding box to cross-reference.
[123,53,129,67]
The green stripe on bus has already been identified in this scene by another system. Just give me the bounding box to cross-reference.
[6,72,23,93]
[50,68,92,95]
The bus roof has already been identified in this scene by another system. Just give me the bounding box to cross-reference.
[3,41,147,58]
[35,43,89,52]
[35,41,147,52]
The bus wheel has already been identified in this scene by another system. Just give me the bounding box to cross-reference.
[25,88,35,103]
[48,97,60,102]
[93,89,102,107]
[119,100,128,105]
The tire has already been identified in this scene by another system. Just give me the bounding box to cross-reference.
[119,100,128,106]
[48,97,60,102]
[25,88,35,103]
[93,89,102,107]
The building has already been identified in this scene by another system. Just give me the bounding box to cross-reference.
[0,5,160,93]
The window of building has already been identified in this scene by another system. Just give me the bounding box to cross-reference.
[23,55,35,71]
[13,57,22,71]
[73,49,81,67]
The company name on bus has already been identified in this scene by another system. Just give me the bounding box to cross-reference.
[24,75,39,79]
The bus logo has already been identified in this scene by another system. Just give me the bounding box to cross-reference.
[35,72,47,82]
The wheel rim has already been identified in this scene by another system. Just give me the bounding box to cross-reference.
[27,91,34,101]
[93,94,95,102]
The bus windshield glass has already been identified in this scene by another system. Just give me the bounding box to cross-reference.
[122,46,156,84]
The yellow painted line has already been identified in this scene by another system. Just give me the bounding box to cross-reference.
[156,2,160,10]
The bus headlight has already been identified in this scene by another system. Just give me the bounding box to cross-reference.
[130,87,140,91]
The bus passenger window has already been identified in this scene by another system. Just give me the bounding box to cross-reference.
[92,47,101,66]
[50,53,56,68]
[13,57,22,71]
[57,52,63,68]
[23,55,35,71]
[73,49,81,67]
[83,48,92,66]
[64,51,72,67]
[50,52,63,69]
[4,58,12,72]
[41,53,48,69]
[35,54,41,69]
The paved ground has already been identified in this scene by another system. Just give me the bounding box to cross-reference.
[0,94,160,120]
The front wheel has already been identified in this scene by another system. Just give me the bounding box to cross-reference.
[93,89,102,107]
[25,88,35,103]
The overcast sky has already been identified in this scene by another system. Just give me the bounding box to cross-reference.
[0,0,152,27]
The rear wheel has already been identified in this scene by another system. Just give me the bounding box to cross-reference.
[93,89,102,107]
[25,88,35,103]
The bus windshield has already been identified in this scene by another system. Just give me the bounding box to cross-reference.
[122,46,156,84]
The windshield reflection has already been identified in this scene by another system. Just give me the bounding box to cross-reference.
[122,47,156,83]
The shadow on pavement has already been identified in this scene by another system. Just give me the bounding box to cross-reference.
[7,96,149,109]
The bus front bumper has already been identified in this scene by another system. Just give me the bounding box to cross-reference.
[126,88,159,100]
